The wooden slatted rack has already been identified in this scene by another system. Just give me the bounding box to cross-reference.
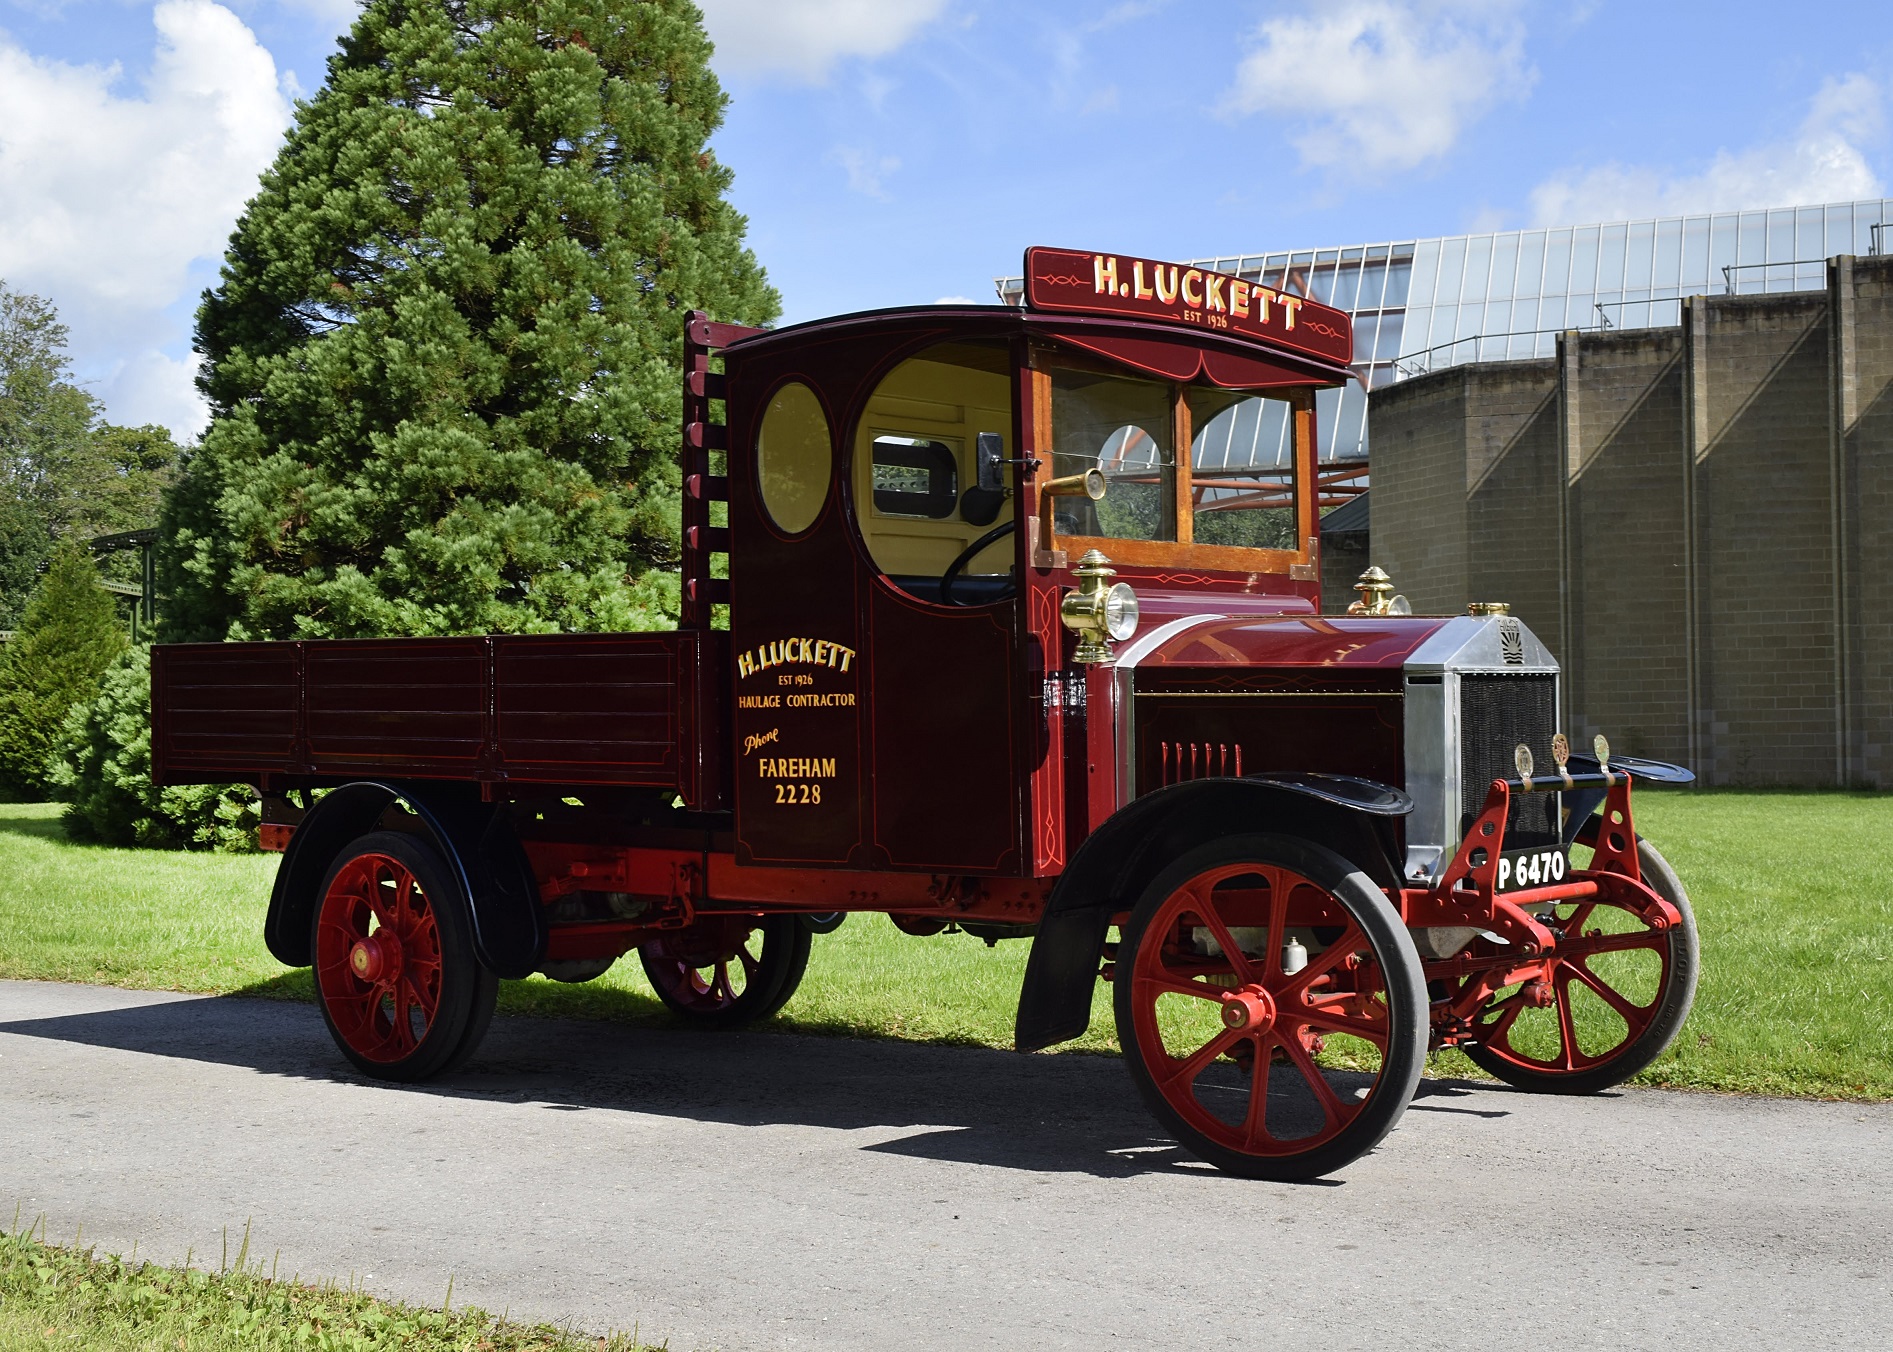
[680,310,763,629]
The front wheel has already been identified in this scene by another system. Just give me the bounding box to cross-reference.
[1461,839,1698,1093]
[310,831,499,1082]
[639,914,812,1029]
[1115,833,1427,1181]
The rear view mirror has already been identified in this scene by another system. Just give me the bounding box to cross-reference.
[976,432,1006,493]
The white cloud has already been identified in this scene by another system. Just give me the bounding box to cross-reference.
[828,145,900,200]
[0,1,291,438]
[697,0,949,85]
[933,295,977,304]
[1529,74,1886,226]
[108,349,209,440]
[1223,0,1533,174]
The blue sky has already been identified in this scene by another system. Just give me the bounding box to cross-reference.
[2,0,1888,440]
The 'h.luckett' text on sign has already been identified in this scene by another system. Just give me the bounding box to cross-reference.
[1021,246,1352,366]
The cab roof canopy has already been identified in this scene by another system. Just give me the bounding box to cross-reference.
[723,247,1356,392]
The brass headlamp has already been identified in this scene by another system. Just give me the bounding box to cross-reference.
[1061,548,1139,664]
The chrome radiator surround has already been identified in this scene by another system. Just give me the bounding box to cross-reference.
[1401,615,1561,886]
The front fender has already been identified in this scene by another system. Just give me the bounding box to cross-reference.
[265,781,546,979]
[1013,774,1410,1054]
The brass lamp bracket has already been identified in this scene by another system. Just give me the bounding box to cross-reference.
[1034,468,1106,570]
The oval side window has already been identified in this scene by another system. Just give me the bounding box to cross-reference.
[757,381,831,536]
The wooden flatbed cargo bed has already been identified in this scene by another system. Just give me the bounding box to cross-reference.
[151,631,728,801]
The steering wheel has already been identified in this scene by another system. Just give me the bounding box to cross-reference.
[940,520,1017,606]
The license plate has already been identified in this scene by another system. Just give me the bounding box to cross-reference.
[1496,845,1569,893]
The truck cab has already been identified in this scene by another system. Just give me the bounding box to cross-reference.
[702,248,1343,879]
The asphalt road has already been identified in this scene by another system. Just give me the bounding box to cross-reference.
[2,978,1888,1351]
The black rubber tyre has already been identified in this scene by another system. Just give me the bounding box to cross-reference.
[309,831,499,1082]
[639,914,812,1029]
[437,958,502,1077]
[1463,838,1698,1094]
[1114,832,1427,1181]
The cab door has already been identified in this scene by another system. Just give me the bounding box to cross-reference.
[729,330,1025,876]
[851,341,1021,875]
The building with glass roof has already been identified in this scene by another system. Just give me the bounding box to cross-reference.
[996,197,1893,504]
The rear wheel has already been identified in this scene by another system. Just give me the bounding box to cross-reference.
[1461,839,1698,1093]
[1115,833,1427,1181]
[639,914,811,1029]
[310,831,499,1081]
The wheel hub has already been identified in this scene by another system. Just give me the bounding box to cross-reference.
[1220,984,1277,1033]
[348,934,399,984]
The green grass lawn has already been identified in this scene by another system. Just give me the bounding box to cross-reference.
[0,1222,651,1351]
[0,792,1888,1097]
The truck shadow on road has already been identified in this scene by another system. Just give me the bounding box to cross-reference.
[0,990,1513,1181]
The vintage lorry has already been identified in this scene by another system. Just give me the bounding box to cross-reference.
[151,247,1699,1180]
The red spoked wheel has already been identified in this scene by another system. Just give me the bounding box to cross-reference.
[1115,833,1427,1181]
[639,914,811,1029]
[1460,838,1698,1094]
[311,831,497,1082]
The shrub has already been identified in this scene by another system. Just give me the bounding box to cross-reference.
[0,539,127,798]
[50,644,257,851]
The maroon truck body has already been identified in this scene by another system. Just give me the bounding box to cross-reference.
[149,246,1698,1180]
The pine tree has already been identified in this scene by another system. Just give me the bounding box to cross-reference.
[161,0,778,642]
[0,540,128,799]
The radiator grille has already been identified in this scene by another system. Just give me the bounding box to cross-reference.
[1459,674,1559,847]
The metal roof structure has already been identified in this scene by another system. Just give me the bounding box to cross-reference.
[998,197,1893,495]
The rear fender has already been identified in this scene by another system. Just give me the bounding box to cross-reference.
[265,781,546,979]
[1013,774,1410,1053]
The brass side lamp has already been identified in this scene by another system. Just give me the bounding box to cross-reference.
[1347,566,1412,616]
[1061,549,1139,664]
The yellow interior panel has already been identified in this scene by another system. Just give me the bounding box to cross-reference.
[854,354,1016,580]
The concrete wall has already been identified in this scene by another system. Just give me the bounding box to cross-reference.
[1464,362,1562,654]
[1841,256,1893,787]
[1691,292,1836,785]
[1369,372,1470,614]
[1319,527,1369,614]
[1366,253,1893,787]
[1565,327,1691,767]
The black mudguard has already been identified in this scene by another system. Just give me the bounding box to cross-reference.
[1560,753,1695,844]
[1013,773,1410,1054]
[264,781,546,979]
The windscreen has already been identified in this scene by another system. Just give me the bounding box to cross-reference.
[1048,362,1300,553]
[1186,388,1298,551]
[1048,366,1175,542]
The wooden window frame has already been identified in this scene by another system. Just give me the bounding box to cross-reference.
[1024,357,1318,576]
